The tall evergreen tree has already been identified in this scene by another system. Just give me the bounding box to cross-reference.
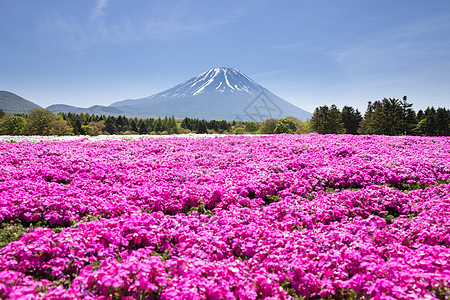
[401,96,417,135]
[73,119,82,135]
[153,117,163,132]
[310,105,343,134]
[130,119,138,133]
[435,107,450,136]
[137,119,147,134]
[105,116,118,134]
[310,105,329,134]
[341,106,362,134]
[197,120,208,134]
[358,101,375,134]
[359,98,407,135]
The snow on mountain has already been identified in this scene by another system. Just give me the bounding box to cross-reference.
[110,67,311,121]
[154,67,262,98]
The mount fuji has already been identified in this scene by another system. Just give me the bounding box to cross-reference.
[109,67,311,121]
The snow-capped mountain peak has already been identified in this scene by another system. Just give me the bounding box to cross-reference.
[150,67,264,99]
[109,66,312,121]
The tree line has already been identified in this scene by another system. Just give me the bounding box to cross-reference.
[0,109,254,135]
[0,96,449,136]
[309,96,450,136]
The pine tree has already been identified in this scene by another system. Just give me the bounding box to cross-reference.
[401,96,417,135]
[130,119,138,133]
[153,117,163,132]
[341,106,362,134]
[105,117,118,134]
[435,107,450,136]
[197,120,208,134]
[137,119,147,134]
[310,105,343,134]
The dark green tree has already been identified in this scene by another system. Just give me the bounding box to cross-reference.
[310,105,329,134]
[130,119,138,133]
[310,105,343,134]
[401,96,417,135]
[341,106,362,134]
[197,120,208,134]
[415,107,437,136]
[137,119,148,134]
[218,120,230,133]
[181,117,192,131]
[73,118,82,135]
[105,116,118,134]
[435,107,450,136]
[359,98,407,135]
[153,117,163,132]
[358,101,375,134]
[416,110,425,121]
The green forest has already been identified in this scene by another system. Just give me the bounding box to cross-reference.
[0,96,449,136]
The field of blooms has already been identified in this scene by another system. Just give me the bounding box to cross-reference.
[0,134,449,299]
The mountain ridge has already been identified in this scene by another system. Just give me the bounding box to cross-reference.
[46,104,124,116]
[0,90,42,114]
[3,67,312,121]
[110,67,311,121]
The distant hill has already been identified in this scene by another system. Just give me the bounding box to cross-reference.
[46,104,124,116]
[0,91,42,114]
[110,67,312,121]
[3,67,312,121]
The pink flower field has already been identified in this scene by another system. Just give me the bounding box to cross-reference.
[0,134,449,299]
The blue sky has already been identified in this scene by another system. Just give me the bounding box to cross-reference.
[1,0,449,113]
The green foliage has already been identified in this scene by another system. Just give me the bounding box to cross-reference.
[2,96,447,137]
[0,221,27,248]
[181,117,231,134]
[8,109,72,136]
[233,127,245,134]
[415,107,450,136]
[295,119,312,134]
[153,117,163,132]
[23,109,55,135]
[0,115,26,135]
[0,109,72,136]
[80,125,91,135]
[310,104,344,134]
[49,115,73,136]
[88,121,106,135]
[244,122,259,132]
[275,118,297,134]
[262,194,282,206]
[359,97,417,135]
[259,118,278,134]
[341,106,362,134]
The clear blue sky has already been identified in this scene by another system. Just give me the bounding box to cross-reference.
[1,0,449,113]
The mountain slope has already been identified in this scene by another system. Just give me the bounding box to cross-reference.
[46,104,124,115]
[0,91,42,114]
[110,67,311,121]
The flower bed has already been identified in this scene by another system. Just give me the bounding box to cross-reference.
[0,134,449,299]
